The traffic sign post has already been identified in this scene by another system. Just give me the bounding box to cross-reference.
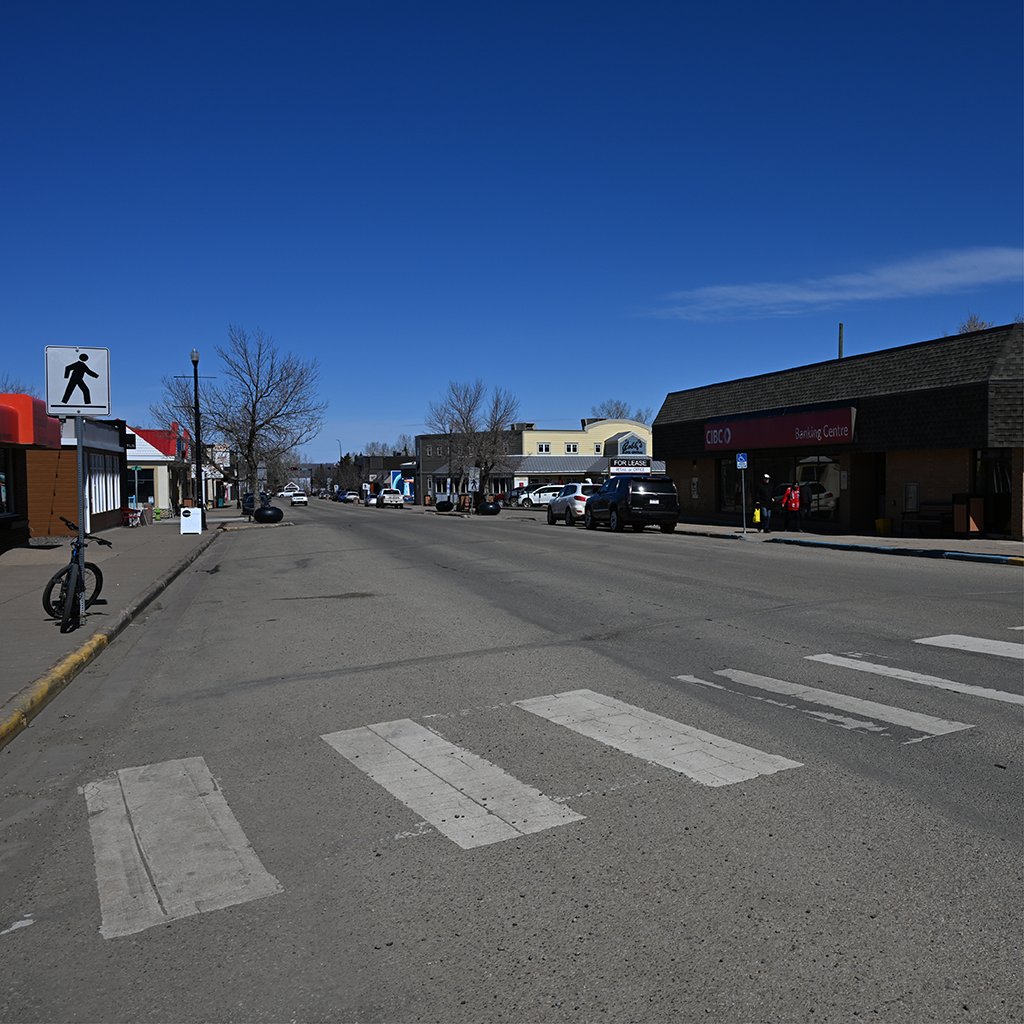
[736,452,748,533]
[45,346,112,624]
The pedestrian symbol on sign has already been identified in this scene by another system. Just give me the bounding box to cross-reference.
[45,346,111,417]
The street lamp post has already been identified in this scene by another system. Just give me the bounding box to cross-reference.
[190,348,206,530]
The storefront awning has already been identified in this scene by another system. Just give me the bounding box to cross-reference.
[0,394,61,448]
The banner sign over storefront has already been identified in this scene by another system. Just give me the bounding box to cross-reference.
[703,406,856,451]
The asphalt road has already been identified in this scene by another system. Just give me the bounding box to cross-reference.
[2,499,1022,1023]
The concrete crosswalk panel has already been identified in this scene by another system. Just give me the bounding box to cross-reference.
[83,756,282,939]
[514,688,802,787]
[323,719,584,849]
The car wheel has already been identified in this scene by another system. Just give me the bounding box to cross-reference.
[564,509,574,527]
[660,522,676,533]
[609,507,623,532]
[522,499,533,508]
[547,505,556,525]
[584,507,596,530]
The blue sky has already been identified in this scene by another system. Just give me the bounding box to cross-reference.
[2,0,1021,462]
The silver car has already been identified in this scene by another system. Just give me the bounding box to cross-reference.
[547,483,599,525]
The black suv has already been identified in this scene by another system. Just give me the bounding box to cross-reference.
[583,475,679,533]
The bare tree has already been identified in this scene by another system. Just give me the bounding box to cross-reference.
[426,379,519,499]
[152,326,326,494]
[396,433,414,456]
[591,399,652,424]
[475,387,520,496]
[363,440,391,457]
[958,313,994,333]
[0,372,40,396]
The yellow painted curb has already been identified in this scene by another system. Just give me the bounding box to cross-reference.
[1009,557,1024,566]
[0,633,109,748]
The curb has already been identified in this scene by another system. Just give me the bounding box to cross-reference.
[0,528,222,752]
[765,536,1023,565]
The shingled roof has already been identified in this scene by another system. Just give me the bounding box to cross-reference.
[654,324,1022,425]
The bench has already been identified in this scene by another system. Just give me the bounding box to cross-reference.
[901,502,953,537]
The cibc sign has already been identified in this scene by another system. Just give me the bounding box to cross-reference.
[704,407,856,451]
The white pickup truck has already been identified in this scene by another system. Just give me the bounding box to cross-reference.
[377,488,404,508]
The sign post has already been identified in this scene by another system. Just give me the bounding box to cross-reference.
[46,347,112,624]
[736,452,748,534]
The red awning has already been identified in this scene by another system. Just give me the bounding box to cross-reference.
[0,394,62,448]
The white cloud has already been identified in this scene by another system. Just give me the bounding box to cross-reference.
[652,247,1024,320]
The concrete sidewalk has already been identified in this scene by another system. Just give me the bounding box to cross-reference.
[494,504,1024,562]
[0,507,255,749]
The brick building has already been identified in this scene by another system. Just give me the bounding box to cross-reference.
[652,324,1022,540]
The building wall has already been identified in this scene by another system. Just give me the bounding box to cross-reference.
[880,448,971,534]
[1013,448,1024,541]
[665,458,716,517]
[26,448,123,538]
[521,420,650,456]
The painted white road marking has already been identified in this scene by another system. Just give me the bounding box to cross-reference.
[807,654,1024,706]
[914,635,1024,660]
[83,757,282,939]
[713,670,972,742]
[322,720,583,849]
[514,689,801,787]
[679,674,890,735]
[0,915,34,936]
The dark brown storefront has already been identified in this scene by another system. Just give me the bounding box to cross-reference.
[653,324,1023,540]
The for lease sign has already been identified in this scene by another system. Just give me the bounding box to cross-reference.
[703,407,855,451]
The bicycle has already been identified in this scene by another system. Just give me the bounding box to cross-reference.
[42,516,112,632]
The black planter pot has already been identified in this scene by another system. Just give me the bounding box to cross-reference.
[476,501,501,516]
[254,506,284,523]
[435,500,455,513]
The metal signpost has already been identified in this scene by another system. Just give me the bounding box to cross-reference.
[736,452,748,533]
[45,346,112,622]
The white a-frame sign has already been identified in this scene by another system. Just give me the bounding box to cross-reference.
[45,346,111,416]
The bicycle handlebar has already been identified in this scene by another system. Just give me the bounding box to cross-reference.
[59,516,113,546]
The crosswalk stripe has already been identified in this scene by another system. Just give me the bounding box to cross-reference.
[807,654,1024,706]
[514,689,801,787]
[83,757,282,939]
[713,670,972,741]
[322,720,584,849]
[914,634,1024,660]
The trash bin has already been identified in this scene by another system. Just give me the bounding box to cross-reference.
[179,506,202,535]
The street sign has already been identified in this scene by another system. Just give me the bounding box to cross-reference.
[736,452,748,470]
[45,346,111,416]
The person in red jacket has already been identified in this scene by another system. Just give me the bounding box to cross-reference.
[781,480,802,531]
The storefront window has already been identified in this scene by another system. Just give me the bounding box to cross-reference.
[126,468,155,507]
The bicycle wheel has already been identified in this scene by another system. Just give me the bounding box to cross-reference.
[43,562,103,618]
[60,562,80,633]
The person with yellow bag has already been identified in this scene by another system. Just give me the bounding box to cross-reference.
[754,473,774,533]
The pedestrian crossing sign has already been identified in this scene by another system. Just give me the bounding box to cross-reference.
[45,346,111,416]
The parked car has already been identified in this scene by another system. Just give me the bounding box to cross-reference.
[378,488,404,508]
[334,490,359,503]
[803,480,838,517]
[290,491,308,506]
[503,487,529,508]
[584,475,679,533]
[547,482,600,526]
[518,485,565,509]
